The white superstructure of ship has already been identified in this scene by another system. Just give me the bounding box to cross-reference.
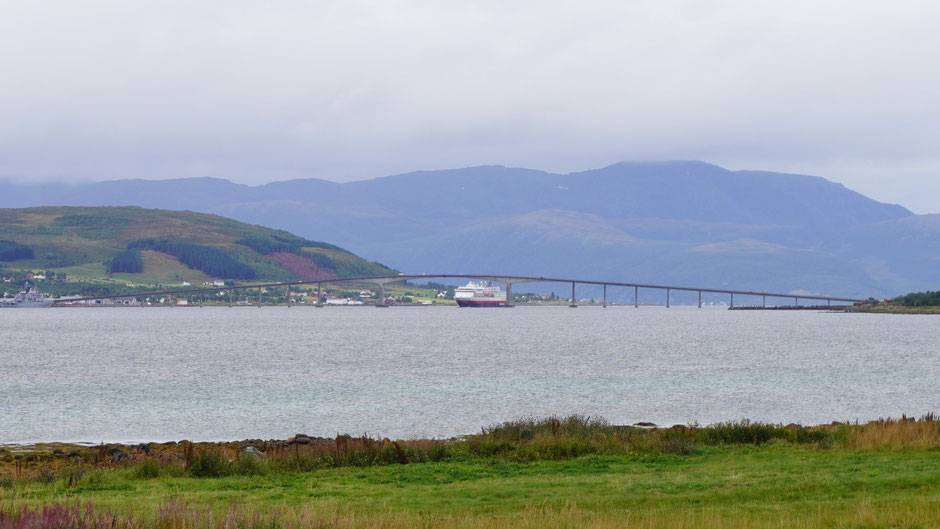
[0,282,53,308]
[454,281,506,307]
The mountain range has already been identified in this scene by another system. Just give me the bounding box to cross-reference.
[2,161,933,300]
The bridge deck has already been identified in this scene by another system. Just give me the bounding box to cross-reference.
[54,273,869,305]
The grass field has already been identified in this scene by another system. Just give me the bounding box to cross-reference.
[4,448,940,528]
[2,416,939,528]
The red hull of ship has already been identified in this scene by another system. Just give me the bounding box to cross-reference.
[455,299,506,307]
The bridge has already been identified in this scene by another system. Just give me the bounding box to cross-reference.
[54,274,868,308]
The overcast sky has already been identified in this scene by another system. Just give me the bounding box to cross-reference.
[2,1,939,212]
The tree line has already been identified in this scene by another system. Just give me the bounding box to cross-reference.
[236,234,345,255]
[893,290,940,307]
[127,239,256,279]
[0,239,34,261]
[106,249,144,274]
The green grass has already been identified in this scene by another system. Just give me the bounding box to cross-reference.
[3,446,940,527]
[2,416,940,527]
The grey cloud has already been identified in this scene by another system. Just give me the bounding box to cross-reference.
[1,1,939,212]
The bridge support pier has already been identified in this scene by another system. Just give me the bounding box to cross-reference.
[258,288,262,308]
[794,297,798,307]
[666,288,670,308]
[376,283,387,307]
[228,290,232,308]
[603,284,607,308]
[569,282,577,307]
[730,293,734,308]
[316,283,324,307]
[504,282,514,307]
[698,290,702,308]
[762,295,766,308]
[634,286,638,308]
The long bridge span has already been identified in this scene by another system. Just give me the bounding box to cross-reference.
[54,274,869,308]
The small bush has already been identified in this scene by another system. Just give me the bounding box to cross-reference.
[658,429,697,455]
[427,443,452,462]
[275,454,326,473]
[795,428,833,446]
[833,423,852,446]
[134,459,161,479]
[235,454,267,476]
[466,438,515,458]
[189,452,233,478]
[699,420,781,445]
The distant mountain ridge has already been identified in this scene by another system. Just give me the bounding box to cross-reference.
[0,161,930,299]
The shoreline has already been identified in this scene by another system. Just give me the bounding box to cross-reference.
[2,413,932,457]
[3,415,938,528]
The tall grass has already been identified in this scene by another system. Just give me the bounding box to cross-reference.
[2,415,937,485]
[466,415,698,459]
[465,415,835,461]
[844,413,940,450]
[3,500,940,529]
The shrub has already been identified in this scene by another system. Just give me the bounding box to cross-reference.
[658,428,697,455]
[427,443,452,462]
[189,452,233,478]
[134,459,161,479]
[699,420,781,445]
[794,428,833,446]
[235,454,267,476]
[466,438,515,458]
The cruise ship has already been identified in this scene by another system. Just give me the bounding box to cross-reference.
[0,282,53,308]
[454,281,506,307]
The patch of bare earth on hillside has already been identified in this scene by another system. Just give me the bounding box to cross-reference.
[268,252,337,281]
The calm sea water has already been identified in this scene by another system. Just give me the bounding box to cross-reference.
[1,306,937,443]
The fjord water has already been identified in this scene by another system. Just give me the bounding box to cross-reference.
[1,307,937,443]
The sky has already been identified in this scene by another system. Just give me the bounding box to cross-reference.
[2,1,939,213]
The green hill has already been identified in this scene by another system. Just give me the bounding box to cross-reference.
[0,206,394,290]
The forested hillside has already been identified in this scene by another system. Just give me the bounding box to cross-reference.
[0,207,394,291]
